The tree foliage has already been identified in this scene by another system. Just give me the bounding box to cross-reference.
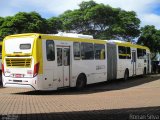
[47,17,62,34]
[0,0,158,56]
[60,0,140,41]
[0,16,14,38]
[0,12,49,38]
[137,25,160,57]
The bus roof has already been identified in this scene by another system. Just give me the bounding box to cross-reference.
[5,33,107,44]
[5,33,40,39]
[4,33,150,51]
[108,40,150,51]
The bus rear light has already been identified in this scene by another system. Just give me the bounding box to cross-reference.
[34,63,39,77]
[1,63,4,74]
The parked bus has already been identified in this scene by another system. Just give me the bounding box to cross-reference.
[2,33,151,90]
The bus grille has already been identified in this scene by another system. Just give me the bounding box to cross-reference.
[6,58,32,68]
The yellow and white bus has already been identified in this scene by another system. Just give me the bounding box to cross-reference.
[2,33,151,90]
[2,33,107,90]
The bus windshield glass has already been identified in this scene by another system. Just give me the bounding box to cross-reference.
[20,44,31,50]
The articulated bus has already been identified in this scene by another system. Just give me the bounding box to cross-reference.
[2,33,151,90]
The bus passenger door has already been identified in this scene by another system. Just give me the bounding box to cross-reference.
[63,48,70,87]
[132,51,136,75]
[57,47,70,88]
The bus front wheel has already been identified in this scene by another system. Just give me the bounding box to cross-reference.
[76,74,86,90]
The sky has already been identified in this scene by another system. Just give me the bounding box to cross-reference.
[1,0,160,29]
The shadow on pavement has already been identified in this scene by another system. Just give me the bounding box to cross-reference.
[0,106,160,120]
[13,74,160,95]
[0,82,3,88]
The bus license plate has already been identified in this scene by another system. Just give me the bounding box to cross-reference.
[14,74,24,78]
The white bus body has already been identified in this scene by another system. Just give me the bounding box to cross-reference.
[2,34,151,90]
[2,33,107,90]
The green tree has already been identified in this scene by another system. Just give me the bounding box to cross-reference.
[112,11,140,41]
[60,0,140,41]
[0,12,49,38]
[60,10,85,32]
[11,12,48,33]
[47,17,63,34]
[79,0,97,10]
[0,1,141,41]
[0,16,15,38]
[0,17,4,26]
[137,25,160,59]
[0,17,5,40]
[84,4,120,39]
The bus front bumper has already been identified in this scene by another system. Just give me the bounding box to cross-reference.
[3,83,36,90]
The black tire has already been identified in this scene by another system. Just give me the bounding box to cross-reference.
[143,68,146,75]
[158,67,160,73]
[76,74,86,90]
[124,69,129,81]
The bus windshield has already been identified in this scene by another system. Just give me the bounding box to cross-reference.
[5,37,34,55]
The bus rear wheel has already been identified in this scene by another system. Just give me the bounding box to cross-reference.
[143,67,146,75]
[76,74,86,90]
[124,69,129,81]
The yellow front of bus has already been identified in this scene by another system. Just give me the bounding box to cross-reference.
[2,34,42,90]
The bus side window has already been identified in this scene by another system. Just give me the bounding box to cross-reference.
[101,49,105,60]
[143,49,146,56]
[64,48,70,66]
[94,44,105,60]
[73,42,80,60]
[57,48,62,66]
[81,43,94,60]
[46,40,55,61]
[126,47,131,59]
[118,46,126,59]
[137,48,144,59]
[143,49,147,63]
